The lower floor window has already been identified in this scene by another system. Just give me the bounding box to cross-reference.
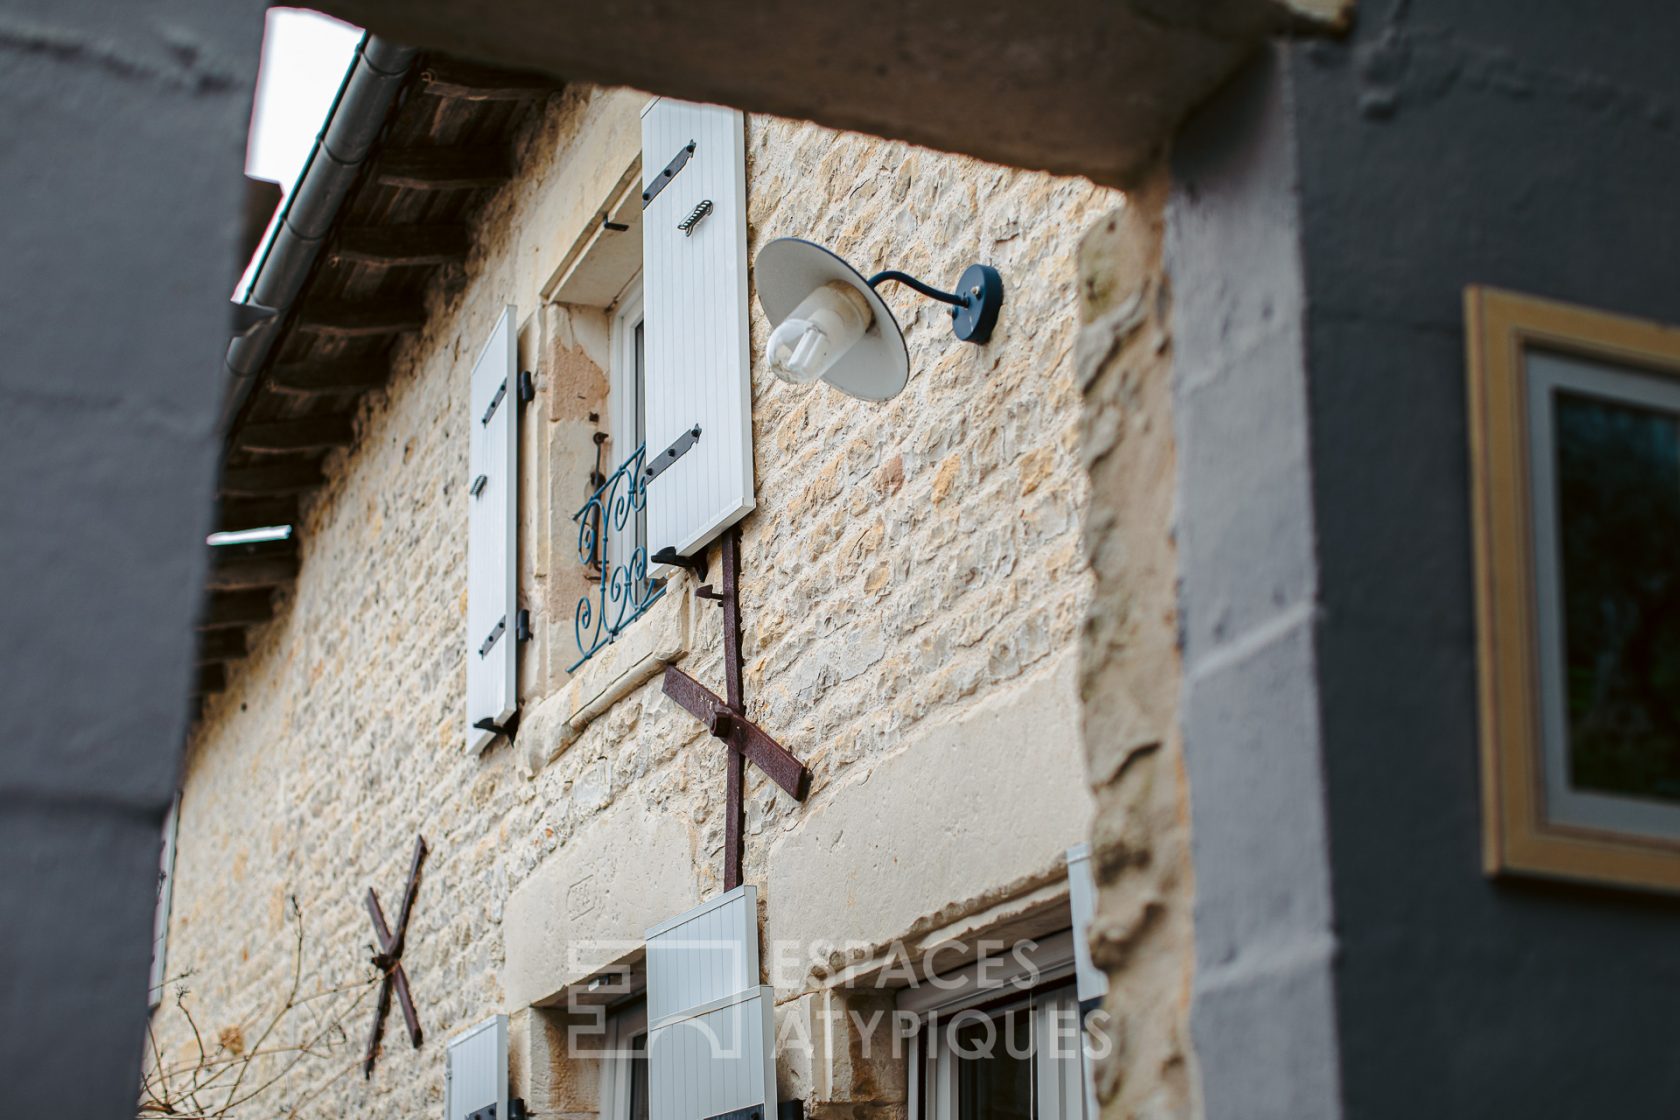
[918,985,1088,1120]
[599,996,649,1120]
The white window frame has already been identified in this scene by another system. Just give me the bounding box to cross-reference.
[608,275,647,577]
[148,794,180,1008]
[598,996,650,1120]
[905,932,1090,1120]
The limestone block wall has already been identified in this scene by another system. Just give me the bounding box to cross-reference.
[152,81,1128,1120]
[1075,173,1199,1119]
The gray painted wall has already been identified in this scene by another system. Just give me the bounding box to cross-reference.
[1174,2,1680,1116]
[1168,49,1344,1120]
[0,1,263,1113]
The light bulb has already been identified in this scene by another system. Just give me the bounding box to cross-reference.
[768,281,872,385]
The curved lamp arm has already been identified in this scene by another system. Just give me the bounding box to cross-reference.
[867,269,970,307]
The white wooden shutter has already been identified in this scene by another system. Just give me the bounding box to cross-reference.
[644,885,776,1120]
[445,1015,508,1120]
[466,306,518,753]
[640,99,754,560]
[1065,843,1108,1004]
[1065,844,1105,1120]
[148,795,180,1007]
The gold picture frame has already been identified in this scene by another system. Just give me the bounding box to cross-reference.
[1467,286,1680,893]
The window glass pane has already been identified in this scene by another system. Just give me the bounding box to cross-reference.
[955,1006,1034,1120]
[1555,389,1680,804]
[632,317,647,556]
[627,1030,649,1120]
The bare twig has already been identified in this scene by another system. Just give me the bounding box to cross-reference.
[138,898,380,1120]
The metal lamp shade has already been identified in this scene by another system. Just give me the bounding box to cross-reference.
[755,237,911,402]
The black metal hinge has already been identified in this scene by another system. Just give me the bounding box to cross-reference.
[470,474,488,498]
[481,378,508,425]
[702,1103,802,1120]
[642,140,695,208]
[518,370,535,406]
[642,424,701,483]
[467,1100,530,1120]
[479,616,506,658]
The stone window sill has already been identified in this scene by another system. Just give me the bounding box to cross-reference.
[517,572,694,774]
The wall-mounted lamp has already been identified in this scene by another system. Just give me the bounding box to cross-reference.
[755,237,1004,402]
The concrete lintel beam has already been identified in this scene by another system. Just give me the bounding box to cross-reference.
[315,0,1349,187]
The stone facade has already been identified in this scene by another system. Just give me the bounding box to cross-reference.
[153,82,1156,1120]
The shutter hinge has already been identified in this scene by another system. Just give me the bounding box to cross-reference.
[517,608,532,643]
[481,378,509,425]
[470,474,488,498]
[518,369,535,406]
[642,140,695,209]
[478,616,506,657]
[467,1099,530,1120]
[652,546,707,583]
[642,424,702,483]
[702,1104,802,1120]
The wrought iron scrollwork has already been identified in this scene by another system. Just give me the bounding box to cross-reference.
[570,443,665,669]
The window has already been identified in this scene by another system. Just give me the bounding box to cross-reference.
[609,277,647,572]
[1466,287,1680,892]
[599,997,650,1120]
[148,795,180,1008]
[906,934,1092,1120]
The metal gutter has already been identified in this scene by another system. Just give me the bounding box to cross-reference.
[220,34,419,434]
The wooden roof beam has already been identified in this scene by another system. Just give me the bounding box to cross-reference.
[295,300,427,339]
[198,663,227,696]
[374,148,511,191]
[332,224,471,267]
[237,415,357,455]
[217,497,299,533]
[418,58,559,101]
[220,460,325,498]
[206,551,300,592]
[198,591,275,630]
[196,629,248,663]
[267,359,389,397]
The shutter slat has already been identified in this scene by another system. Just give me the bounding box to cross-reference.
[466,307,519,752]
[641,99,754,561]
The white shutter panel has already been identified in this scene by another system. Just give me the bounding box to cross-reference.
[1065,844,1105,1120]
[644,885,777,1120]
[466,306,518,753]
[1034,988,1088,1120]
[641,99,754,560]
[445,1015,508,1120]
[1065,843,1108,1004]
[148,796,180,1007]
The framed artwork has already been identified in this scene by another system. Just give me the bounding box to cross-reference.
[1466,286,1680,893]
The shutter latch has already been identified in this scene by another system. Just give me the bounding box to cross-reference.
[641,424,702,483]
[678,199,714,236]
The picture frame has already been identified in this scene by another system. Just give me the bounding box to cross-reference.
[1466,286,1680,894]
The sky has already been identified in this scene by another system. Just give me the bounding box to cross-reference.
[236,8,363,300]
[246,8,364,190]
